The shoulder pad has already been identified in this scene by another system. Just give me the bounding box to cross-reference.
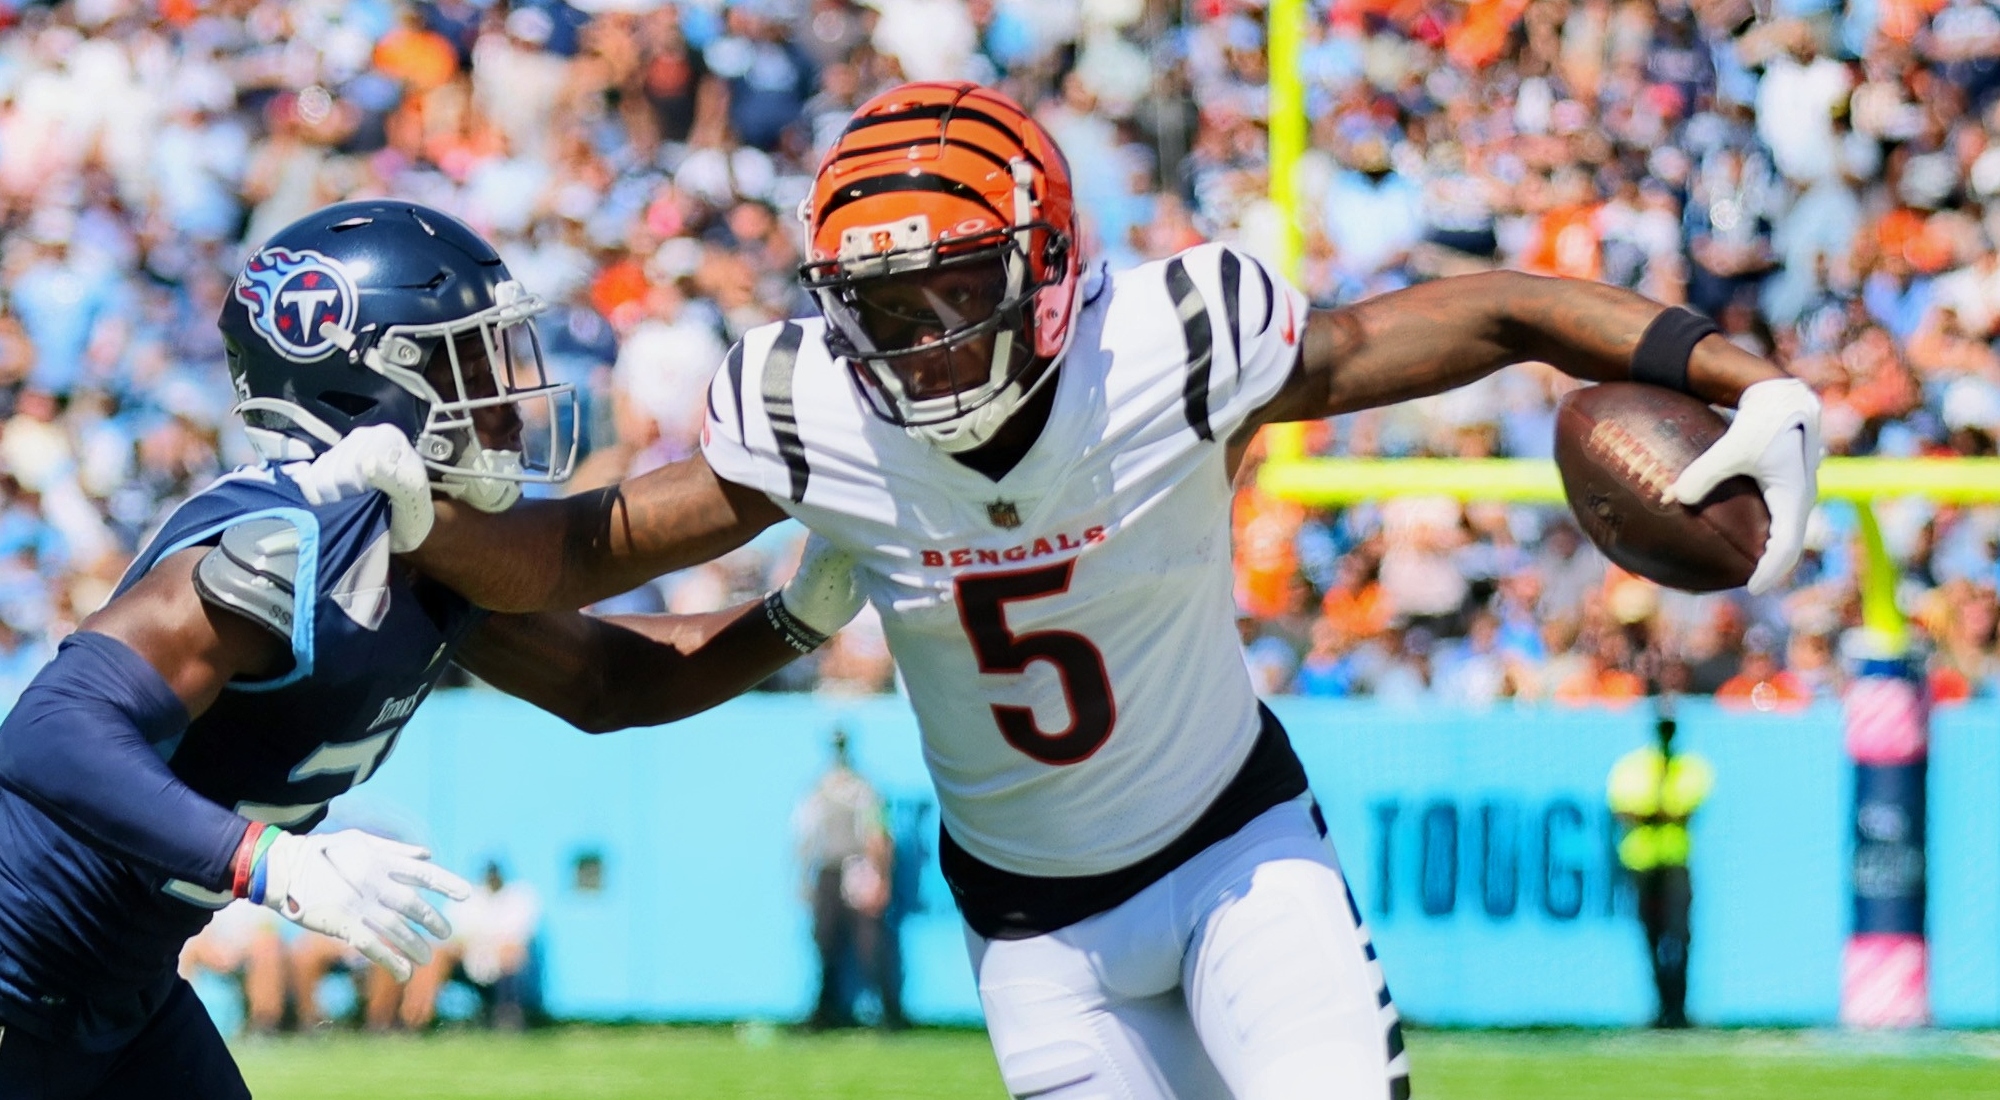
[193,517,302,641]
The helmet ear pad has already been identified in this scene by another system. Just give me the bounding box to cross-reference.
[1029,228,1080,362]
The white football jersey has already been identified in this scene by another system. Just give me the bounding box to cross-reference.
[704,244,1310,877]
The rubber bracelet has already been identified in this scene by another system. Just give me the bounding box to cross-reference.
[246,827,282,905]
[764,590,831,654]
[1631,307,1719,396]
[230,821,264,899]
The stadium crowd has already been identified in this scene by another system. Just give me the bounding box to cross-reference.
[0,0,1997,713]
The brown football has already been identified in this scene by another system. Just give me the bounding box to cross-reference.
[1553,383,1770,593]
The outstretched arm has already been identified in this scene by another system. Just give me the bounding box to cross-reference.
[456,606,790,733]
[455,533,864,732]
[404,455,787,614]
[1246,271,1786,429]
[1245,271,1819,593]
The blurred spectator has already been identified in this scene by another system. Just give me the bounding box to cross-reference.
[1378,496,1468,636]
[405,861,545,1031]
[179,901,286,1036]
[792,728,903,1030]
[287,924,407,1032]
[1295,617,1362,697]
[0,0,1997,706]
[1553,628,1647,706]
[1715,627,1814,710]
[1241,614,1300,696]
[1683,600,1750,694]
[1435,610,1527,706]
[707,0,818,153]
[1321,132,1423,295]
[1751,21,1851,186]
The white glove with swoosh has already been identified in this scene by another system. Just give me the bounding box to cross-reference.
[254,830,472,981]
[1668,377,1823,595]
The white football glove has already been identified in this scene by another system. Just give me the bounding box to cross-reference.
[777,533,866,638]
[256,830,472,981]
[283,424,437,553]
[1669,377,1823,596]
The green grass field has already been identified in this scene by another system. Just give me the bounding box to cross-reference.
[233,1025,2000,1099]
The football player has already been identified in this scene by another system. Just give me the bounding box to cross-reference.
[378,84,1821,1099]
[0,201,862,1099]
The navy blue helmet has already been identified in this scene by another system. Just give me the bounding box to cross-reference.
[220,200,577,511]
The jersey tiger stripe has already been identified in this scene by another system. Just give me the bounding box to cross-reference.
[761,322,811,503]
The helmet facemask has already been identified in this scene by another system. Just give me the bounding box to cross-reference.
[803,158,1073,454]
[362,282,579,512]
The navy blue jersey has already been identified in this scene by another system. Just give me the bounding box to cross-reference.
[0,466,484,1043]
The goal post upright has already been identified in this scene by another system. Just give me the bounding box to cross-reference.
[1263,0,1307,465]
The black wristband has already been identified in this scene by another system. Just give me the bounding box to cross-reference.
[763,590,830,654]
[1630,307,1719,396]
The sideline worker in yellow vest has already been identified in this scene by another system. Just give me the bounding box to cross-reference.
[1608,708,1714,1029]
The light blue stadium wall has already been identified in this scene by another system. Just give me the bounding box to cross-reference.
[321,693,2000,1027]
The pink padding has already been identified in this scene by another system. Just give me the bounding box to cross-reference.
[1843,677,1927,766]
[1840,933,1929,1028]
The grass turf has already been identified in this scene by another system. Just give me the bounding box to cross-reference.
[233,1025,2000,1099]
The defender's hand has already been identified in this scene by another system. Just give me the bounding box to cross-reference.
[778,533,865,638]
[284,425,436,553]
[255,830,472,981]
[1669,378,1822,595]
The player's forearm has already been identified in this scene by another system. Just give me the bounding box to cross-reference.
[409,491,672,613]
[462,604,800,733]
[0,633,248,890]
[589,604,806,729]
[1292,273,1791,423]
[411,459,781,614]
[1491,273,1791,406]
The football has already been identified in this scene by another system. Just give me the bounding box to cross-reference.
[1553,382,1770,593]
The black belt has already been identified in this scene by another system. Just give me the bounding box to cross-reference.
[941,702,1309,940]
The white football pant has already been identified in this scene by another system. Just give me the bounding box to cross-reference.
[968,796,1410,1099]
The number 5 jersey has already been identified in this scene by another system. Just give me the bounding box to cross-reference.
[703,244,1312,892]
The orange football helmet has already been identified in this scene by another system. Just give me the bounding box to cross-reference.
[800,81,1081,452]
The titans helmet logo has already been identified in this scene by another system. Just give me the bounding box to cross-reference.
[233,247,358,363]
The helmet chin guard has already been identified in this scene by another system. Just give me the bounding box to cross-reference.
[433,449,527,512]
[909,356,1060,453]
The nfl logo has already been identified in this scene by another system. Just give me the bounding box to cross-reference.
[987,499,1022,529]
